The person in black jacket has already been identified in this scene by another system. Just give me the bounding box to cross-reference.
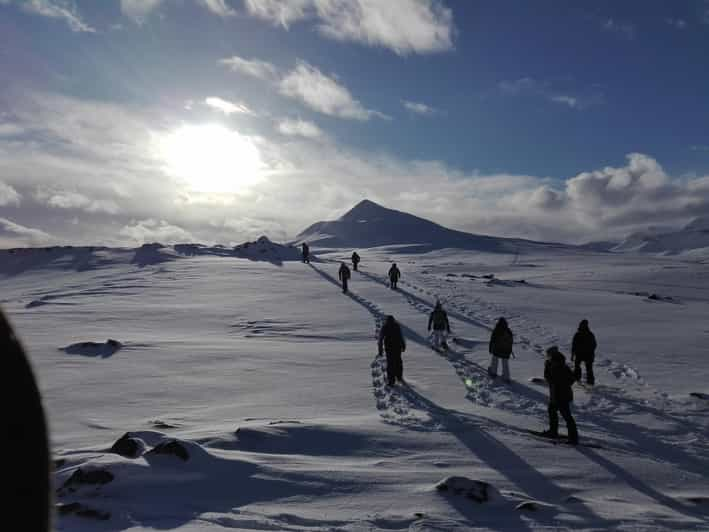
[338,262,351,293]
[351,251,360,271]
[543,346,579,444]
[378,315,406,386]
[301,242,310,263]
[572,319,597,385]
[488,317,513,382]
[388,263,401,289]
[428,301,451,350]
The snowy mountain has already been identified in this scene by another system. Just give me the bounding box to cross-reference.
[296,199,562,252]
[613,217,709,255]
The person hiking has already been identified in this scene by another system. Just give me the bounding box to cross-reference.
[301,242,310,264]
[571,319,597,385]
[338,262,351,293]
[542,346,579,445]
[428,301,451,350]
[388,263,401,289]
[488,317,513,383]
[378,315,406,386]
[351,251,360,271]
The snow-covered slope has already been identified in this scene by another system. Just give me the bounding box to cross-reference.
[2,246,709,531]
[297,199,565,253]
[613,217,709,255]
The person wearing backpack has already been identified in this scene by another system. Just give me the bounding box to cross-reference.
[378,315,406,386]
[571,319,597,385]
[542,346,579,445]
[338,262,351,293]
[351,251,361,271]
[428,301,451,350]
[388,263,401,289]
[488,317,513,383]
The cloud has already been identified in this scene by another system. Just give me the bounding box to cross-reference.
[204,97,252,115]
[119,219,195,244]
[279,61,388,120]
[0,217,52,247]
[120,0,164,21]
[499,78,603,110]
[402,99,437,116]
[218,56,279,81]
[3,0,95,32]
[277,118,323,138]
[244,0,454,55]
[243,0,311,28]
[0,181,21,206]
[666,18,687,30]
[198,0,235,16]
[4,91,709,247]
[35,190,120,214]
[601,18,635,39]
[120,0,235,21]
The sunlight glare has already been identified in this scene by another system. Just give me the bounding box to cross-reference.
[158,124,263,193]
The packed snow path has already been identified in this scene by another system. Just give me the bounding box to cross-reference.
[2,251,709,531]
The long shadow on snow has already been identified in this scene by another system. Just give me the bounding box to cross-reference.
[357,269,492,332]
[397,385,613,530]
[309,264,432,349]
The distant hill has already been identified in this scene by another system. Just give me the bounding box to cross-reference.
[295,199,567,252]
[612,217,709,255]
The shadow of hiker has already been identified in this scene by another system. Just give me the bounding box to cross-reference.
[578,446,709,526]
[396,385,612,530]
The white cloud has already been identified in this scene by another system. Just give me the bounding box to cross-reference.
[0,217,52,247]
[666,18,687,30]
[120,0,234,21]
[4,91,709,246]
[204,97,252,115]
[277,118,323,138]
[279,61,387,120]
[120,0,163,21]
[602,18,635,39]
[218,55,279,81]
[119,219,195,244]
[4,0,95,32]
[499,78,603,110]
[0,181,21,206]
[243,0,311,28]
[0,123,26,137]
[36,190,120,214]
[402,99,437,116]
[244,0,454,55]
[198,0,235,16]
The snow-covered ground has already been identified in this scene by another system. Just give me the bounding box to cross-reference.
[2,244,709,531]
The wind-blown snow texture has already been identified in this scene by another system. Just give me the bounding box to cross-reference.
[3,206,709,531]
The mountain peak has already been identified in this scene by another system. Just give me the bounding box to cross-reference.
[340,199,388,221]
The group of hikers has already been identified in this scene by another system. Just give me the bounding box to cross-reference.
[302,243,597,445]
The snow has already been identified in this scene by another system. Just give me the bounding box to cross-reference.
[2,228,709,530]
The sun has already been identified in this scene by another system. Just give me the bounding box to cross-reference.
[157,124,264,193]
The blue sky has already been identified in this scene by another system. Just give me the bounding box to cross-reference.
[1,0,709,246]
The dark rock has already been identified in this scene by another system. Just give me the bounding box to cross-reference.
[648,293,660,300]
[516,501,538,511]
[63,467,114,489]
[435,476,497,503]
[564,495,584,503]
[110,433,145,458]
[690,392,709,400]
[147,440,190,461]
[54,458,66,469]
[57,502,110,520]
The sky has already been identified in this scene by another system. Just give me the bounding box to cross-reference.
[1,0,709,247]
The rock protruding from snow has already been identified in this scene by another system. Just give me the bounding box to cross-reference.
[233,236,302,263]
[145,440,190,461]
[435,476,501,503]
[296,199,551,252]
[60,339,122,358]
[56,502,110,521]
[62,467,114,489]
[110,433,147,458]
